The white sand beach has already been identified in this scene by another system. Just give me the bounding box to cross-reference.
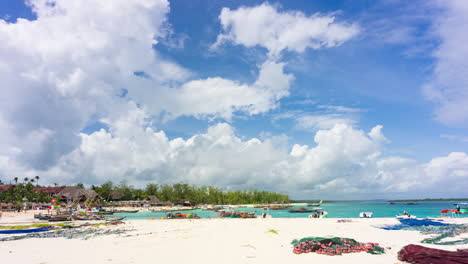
[1,213,467,264]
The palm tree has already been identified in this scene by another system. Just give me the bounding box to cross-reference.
[14,177,18,184]
[35,176,40,186]
[24,177,29,183]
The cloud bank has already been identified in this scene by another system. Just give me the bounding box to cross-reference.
[0,0,467,199]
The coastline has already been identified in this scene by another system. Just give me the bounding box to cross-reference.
[1,213,467,264]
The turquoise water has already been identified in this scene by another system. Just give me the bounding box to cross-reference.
[113,201,467,219]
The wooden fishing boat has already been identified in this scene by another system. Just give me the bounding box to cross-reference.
[289,208,315,213]
[112,210,139,213]
[48,215,72,222]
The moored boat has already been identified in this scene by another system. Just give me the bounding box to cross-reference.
[289,208,315,213]
[396,211,416,218]
[307,200,323,207]
[308,208,328,218]
[404,202,419,205]
[455,203,468,214]
[359,212,373,218]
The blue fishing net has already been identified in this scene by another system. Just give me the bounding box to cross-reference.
[381,218,451,230]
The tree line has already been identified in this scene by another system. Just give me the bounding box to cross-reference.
[1,177,290,205]
[91,181,290,204]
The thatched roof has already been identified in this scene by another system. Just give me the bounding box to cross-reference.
[146,195,161,203]
[56,186,99,201]
[110,190,124,200]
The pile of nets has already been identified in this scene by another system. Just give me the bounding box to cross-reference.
[381,218,451,230]
[291,237,385,256]
[0,221,128,242]
[398,244,468,264]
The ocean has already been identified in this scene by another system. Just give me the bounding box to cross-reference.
[111,200,467,219]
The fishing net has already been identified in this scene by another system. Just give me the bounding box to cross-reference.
[291,237,385,255]
[408,224,468,246]
[0,221,128,242]
[381,218,451,230]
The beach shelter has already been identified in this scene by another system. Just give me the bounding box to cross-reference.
[56,186,100,203]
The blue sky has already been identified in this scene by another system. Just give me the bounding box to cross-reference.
[0,0,467,199]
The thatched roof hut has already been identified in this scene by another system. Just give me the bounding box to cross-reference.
[146,195,167,206]
[174,199,194,206]
[56,186,99,202]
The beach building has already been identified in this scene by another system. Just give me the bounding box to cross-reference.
[0,185,14,193]
[32,186,65,198]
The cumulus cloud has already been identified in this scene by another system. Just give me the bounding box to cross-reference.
[2,112,466,198]
[213,3,360,57]
[140,60,294,120]
[423,0,468,125]
[0,0,295,173]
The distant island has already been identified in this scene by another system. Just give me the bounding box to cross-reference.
[388,198,468,202]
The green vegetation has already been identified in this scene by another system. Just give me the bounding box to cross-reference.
[389,198,468,202]
[1,177,289,205]
[0,177,49,205]
[92,181,290,204]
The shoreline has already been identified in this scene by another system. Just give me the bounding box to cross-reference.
[1,214,467,264]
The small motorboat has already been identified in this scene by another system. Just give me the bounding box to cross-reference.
[359,212,373,218]
[396,211,416,218]
[308,208,328,218]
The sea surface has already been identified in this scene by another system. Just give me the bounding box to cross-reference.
[112,201,468,219]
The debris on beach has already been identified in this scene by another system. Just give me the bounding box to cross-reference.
[398,244,468,264]
[0,221,129,242]
[291,237,385,256]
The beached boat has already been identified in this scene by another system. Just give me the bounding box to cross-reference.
[289,208,315,213]
[455,203,468,214]
[359,212,373,218]
[48,215,72,222]
[308,208,328,218]
[112,209,139,213]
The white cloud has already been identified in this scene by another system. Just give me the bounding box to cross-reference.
[295,114,358,130]
[2,114,466,198]
[141,60,294,121]
[423,0,468,125]
[213,3,360,57]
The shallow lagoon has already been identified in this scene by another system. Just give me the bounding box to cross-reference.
[113,201,468,219]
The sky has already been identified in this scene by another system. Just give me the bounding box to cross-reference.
[0,0,467,199]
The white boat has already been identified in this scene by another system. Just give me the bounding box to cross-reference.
[396,211,416,218]
[359,212,373,218]
[308,207,328,218]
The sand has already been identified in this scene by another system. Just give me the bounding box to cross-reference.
[1,213,467,264]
